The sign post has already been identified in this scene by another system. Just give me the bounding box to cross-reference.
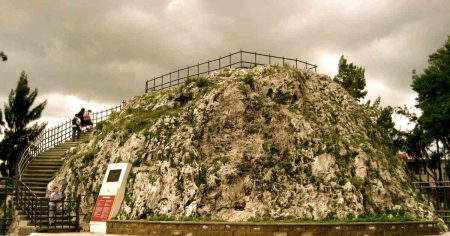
[90,163,131,233]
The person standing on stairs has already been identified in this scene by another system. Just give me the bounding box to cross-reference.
[49,186,63,226]
[72,113,81,141]
[77,108,85,131]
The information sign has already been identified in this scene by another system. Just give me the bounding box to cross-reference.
[91,195,115,222]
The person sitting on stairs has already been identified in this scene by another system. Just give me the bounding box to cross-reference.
[83,109,93,132]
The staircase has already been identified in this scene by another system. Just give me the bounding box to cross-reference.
[21,139,81,197]
[15,132,90,233]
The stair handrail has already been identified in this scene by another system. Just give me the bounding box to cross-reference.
[15,178,40,225]
[16,104,123,180]
[14,105,122,230]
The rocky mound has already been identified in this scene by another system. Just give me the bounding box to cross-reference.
[51,65,435,229]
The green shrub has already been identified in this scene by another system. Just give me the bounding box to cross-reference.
[83,151,96,165]
[195,165,207,186]
[132,158,141,167]
[195,78,210,88]
[95,121,105,131]
[277,160,293,174]
[244,74,255,91]
[175,93,193,105]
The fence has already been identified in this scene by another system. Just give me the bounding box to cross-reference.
[14,105,122,232]
[0,177,14,235]
[145,50,317,93]
[15,179,81,231]
[16,105,122,181]
[414,181,450,225]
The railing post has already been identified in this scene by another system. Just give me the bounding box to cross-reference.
[207,60,210,74]
[269,54,271,66]
[229,53,231,69]
[254,51,257,67]
[75,196,81,231]
[240,50,242,68]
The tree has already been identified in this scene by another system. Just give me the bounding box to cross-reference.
[0,72,47,177]
[412,36,450,151]
[411,35,450,181]
[334,55,367,101]
[364,97,398,153]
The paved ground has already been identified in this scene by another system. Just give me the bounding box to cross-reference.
[30,233,126,236]
[29,232,450,236]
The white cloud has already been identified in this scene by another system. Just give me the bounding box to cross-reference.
[317,52,340,77]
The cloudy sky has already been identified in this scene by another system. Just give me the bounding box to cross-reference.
[1,0,449,129]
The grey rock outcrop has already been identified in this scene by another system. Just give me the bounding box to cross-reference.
[50,65,435,230]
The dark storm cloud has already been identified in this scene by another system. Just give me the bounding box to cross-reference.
[0,0,449,115]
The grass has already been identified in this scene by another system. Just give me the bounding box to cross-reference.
[143,215,211,221]
[131,212,417,223]
[247,212,416,223]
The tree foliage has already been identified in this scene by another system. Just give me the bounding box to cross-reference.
[364,97,398,155]
[411,36,450,151]
[334,55,367,101]
[0,72,47,177]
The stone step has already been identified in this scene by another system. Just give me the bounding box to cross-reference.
[39,152,66,156]
[21,177,51,182]
[22,173,53,178]
[28,186,48,192]
[28,162,62,167]
[37,153,64,157]
[24,169,57,174]
[27,164,60,169]
[55,142,80,147]
[22,181,49,186]
[29,162,63,167]
[32,159,63,163]
[33,158,63,162]
[30,190,47,196]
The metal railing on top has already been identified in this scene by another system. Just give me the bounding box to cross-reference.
[145,50,317,93]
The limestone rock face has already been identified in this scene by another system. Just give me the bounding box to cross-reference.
[50,65,435,229]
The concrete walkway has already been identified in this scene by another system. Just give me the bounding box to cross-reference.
[30,233,126,236]
[29,232,450,236]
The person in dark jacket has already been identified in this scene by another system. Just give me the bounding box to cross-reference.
[72,113,81,141]
[77,108,85,130]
